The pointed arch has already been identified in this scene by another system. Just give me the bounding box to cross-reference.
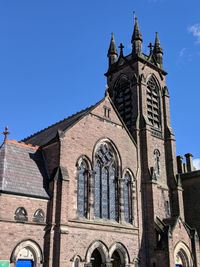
[146,74,162,129]
[93,139,120,221]
[174,242,193,267]
[76,155,91,218]
[122,169,136,224]
[10,239,43,266]
[109,242,130,266]
[33,209,45,223]
[71,255,82,267]
[113,74,132,129]
[85,240,109,264]
[14,207,28,222]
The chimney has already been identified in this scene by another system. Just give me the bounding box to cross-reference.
[177,156,184,173]
[185,153,194,172]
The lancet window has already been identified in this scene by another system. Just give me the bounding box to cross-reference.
[77,158,89,218]
[123,172,133,223]
[94,142,118,221]
[146,76,161,129]
[114,75,132,129]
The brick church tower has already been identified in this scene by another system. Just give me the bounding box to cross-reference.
[0,15,200,267]
[106,17,200,267]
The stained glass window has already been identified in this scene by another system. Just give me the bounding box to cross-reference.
[77,159,88,218]
[147,76,161,129]
[94,142,118,221]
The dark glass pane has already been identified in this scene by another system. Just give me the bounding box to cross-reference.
[94,162,101,218]
[109,164,116,220]
[101,167,108,219]
[77,161,88,217]
[124,173,132,223]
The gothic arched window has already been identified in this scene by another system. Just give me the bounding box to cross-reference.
[147,76,161,129]
[14,207,28,222]
[124,172,133,223]
[77,159,89,218]
[33,209,45,223]
[114,75,132,129]
[94,142,118,221]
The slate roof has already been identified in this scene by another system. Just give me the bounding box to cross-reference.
[22,100,102,146]
[0,140,49,199]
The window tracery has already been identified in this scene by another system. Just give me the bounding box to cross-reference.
[94,142,118,220]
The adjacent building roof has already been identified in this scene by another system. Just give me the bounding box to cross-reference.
[0,140,49,199]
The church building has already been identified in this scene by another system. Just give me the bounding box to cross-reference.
[0,17,200,267]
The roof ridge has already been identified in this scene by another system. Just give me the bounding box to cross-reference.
[21,102,99,143]
[5,139,39,150]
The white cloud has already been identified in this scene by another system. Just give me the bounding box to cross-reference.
[188,24,200,44]
[179,48,186,57]
[193,158,200,170]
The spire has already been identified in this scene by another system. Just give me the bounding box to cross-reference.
[107,33,118,66]
[153,32,163,67]
[131,15,142,55]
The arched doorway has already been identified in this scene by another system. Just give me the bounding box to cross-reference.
[175,249,189,267]
[174,242,193,267]
[111,251,121,267]
[109,243,129,267]
[91,249,103,267]
[11,240,43,267]
[85,240,109,267]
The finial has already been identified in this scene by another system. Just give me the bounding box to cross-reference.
[153,32,163,67]
[131,15,142,55]
[155,32,160,45]
[2,126,10,142]
[133,11,136,22]
[148,42,154,54]
[107,32,118,66]
[119,43,124,56]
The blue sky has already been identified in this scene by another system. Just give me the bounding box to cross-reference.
[0,0,199,166]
